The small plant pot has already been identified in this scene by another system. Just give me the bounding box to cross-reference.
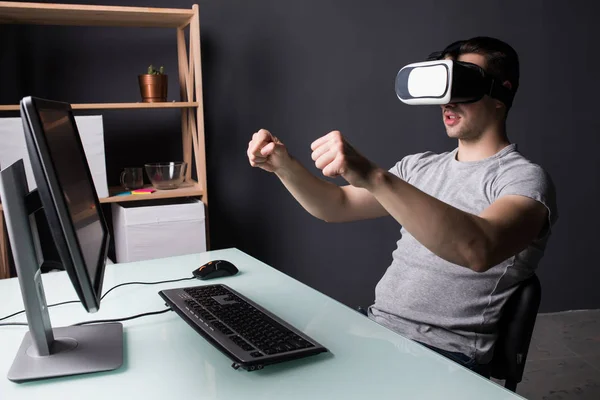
[138,74,168,102]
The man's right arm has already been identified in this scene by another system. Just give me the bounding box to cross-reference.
[276,157,389,222]
[247,129,388,223]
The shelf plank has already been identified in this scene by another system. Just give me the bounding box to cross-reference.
[100,181,203,204]
[0,102,199,112]
[0,2,193,28]
[0,184,202,209]
[0,182,203,209]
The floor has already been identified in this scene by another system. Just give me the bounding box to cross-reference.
[506,310,600,399]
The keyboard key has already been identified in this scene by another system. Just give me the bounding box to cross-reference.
[273,344,286,353]
[282,342,295,351]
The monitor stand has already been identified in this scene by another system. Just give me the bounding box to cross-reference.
[0,160,123,383]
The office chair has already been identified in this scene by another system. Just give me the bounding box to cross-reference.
[489,274,542,392]
[356,274,541,392]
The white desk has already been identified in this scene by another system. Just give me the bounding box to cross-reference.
[0,248,523,399]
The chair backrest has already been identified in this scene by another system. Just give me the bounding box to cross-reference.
[489,274,542,391]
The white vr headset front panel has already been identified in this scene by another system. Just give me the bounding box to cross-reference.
[407,64,449,98]
[396,60,454,105]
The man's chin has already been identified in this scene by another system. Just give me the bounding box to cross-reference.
[445,127,461,138]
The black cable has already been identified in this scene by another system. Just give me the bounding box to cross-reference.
[0,276,194,323]
[0,322,29,327]
[100,276,195,300]
[0,300,79,322]
[71,308,172,326]
[0,309,28,323]
[0,308,172,327]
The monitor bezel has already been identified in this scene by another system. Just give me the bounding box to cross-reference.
[20,96,109,312]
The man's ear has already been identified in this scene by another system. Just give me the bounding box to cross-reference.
[495,80,513,109]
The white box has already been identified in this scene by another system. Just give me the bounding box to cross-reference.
[0,115,108,198]
[112,198,206,263]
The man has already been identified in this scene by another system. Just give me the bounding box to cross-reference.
[246,36,557,375]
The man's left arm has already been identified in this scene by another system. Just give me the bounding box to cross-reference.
[367,168,548,272]
[311,130,551,272]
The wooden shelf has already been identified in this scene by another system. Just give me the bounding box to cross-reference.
[0,102,199,112]
[100,180,203,204]
[0,181,203,210]
[0,1,211,264]
[0,2,193,28]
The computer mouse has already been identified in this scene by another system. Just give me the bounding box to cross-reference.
[193,260,239,280]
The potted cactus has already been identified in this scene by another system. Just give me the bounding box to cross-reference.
[138,65,167,102]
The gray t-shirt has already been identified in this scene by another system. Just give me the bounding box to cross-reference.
[369,143,558,363]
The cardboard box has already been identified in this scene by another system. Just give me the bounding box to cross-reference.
[112,198,206,263]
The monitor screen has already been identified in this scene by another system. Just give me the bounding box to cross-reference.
[37,109,105,291]
[21,97,109,312]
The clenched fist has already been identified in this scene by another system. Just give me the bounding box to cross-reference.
[311,131,378,189]
[247,129,291,174]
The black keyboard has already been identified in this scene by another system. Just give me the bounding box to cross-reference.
[159,284,328,370]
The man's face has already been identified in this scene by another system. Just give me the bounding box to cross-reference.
[441,53,501,140]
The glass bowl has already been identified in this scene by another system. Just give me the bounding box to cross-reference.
[144,162,187,190]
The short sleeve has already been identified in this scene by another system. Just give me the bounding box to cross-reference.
[494,162,558,237]
[389,152,434,184]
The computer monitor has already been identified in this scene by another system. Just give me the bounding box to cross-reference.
[0,96,123,382]
[22,96,109,312]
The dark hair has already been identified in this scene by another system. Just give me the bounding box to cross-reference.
[458,36,520,99]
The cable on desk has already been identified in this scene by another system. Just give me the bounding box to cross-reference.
[0,322,29,327]
[0,308,172,327]
[0,276,195,324]
[100,276,195,300]
[0,300,80,322]
[71,308,172,326]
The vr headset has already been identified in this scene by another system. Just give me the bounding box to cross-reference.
[395,40,514,107]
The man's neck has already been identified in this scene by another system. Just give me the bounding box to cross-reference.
[456,129,511,162]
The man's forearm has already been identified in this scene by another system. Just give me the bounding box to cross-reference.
[367,168,490,271]
[275,157,347,222]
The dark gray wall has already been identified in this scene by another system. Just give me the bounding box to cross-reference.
[1,0,597,313]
